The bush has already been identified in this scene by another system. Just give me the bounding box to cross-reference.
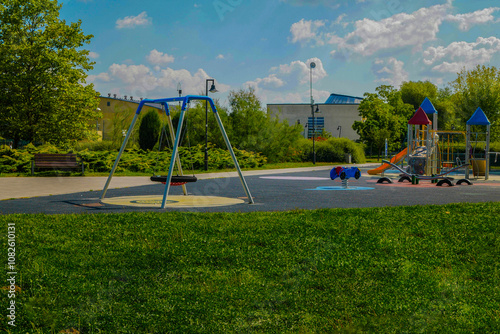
[295,137,366,163]
[138,110,161,151]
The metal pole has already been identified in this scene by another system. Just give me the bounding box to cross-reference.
[312,104,316,164]
[101,112,140,200]
[161,106,186,209]
[204,80,210,171]
[213,110,254,204]
[166,114,188,196]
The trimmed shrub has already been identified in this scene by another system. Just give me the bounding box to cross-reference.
[138,110,161,151]
[295,137,366,163]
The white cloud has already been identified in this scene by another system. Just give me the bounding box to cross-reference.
[446,7,500,31]
[88,51,100,59]
[146,49,175,65]
[116,11,152,29]
[289,19,327,45]
[244,74,285,91]
[332,3,450,56]
[87,72,110,82]
[423,36,500,73]
[91,63,229,97]
[371,57,408,87]
[216,54,225,60]
[277,57,327,84]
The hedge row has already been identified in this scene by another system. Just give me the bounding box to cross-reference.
[0,143,267,174]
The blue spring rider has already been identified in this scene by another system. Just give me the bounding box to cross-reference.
[330,166,361,181]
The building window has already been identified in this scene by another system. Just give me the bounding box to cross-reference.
[307,117,324,138]
[107,102,111,107]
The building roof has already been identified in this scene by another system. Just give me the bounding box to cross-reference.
[325,93,364,104]
[408,107,432,125]
[467,107,491,125]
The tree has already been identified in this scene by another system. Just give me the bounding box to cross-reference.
[138,110,161,151]
[352,85,413,159]
[400,80,438,110]
[452,65,500,139]
[0,0,100,148]
[228,87,267,151]
[400,81,457,130]
[170,98,232,148]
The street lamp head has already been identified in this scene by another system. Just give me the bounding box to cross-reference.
[315,105,321,113]
[177,82,182,95]
[209,83,218,93]
[310,62,316,69]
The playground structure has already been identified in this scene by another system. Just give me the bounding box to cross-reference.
[369,97,492,181]
[100,95,253,209]
[466,107,491,180]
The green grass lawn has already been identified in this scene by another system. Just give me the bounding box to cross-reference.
[2,203,499,333]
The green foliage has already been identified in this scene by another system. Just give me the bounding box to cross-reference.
[400,81,457,130]
[138,110,161,151]
[5,203,500,332]
[452,65,500,140]
[0,144,267,175]
[169,99,232,149]
[0,0,100,147]
[228,87,267,151]
[295,137,366,163]
[353,85,413,158]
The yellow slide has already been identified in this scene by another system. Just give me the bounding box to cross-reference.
[367,148,408,175]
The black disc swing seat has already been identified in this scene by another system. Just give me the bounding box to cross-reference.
[150,175,197,186]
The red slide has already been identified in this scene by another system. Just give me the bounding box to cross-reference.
[367,148,408,175]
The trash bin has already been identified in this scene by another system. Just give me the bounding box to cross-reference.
[471,159,486,177]
[345,154,352,164]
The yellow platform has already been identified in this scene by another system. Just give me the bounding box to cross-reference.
[101,195,245,208]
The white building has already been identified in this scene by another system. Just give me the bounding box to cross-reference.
[267,93,363,141]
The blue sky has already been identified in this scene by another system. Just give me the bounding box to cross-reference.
[60,0,500,106]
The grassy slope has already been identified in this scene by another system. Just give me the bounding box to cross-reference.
[1,203,499,333]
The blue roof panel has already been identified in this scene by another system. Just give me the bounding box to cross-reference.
[325,93,363,104]
[420,97,438,114]
[467,107,491,125]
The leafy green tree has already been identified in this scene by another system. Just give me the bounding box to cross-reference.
[138,110,161,151]
[0,0,100,148]
[228,87,267,151]
[170,99,232,148]
[400,80,438,110]
[451,65,500,139]
[353,85,413,159]
[400,81,457,130]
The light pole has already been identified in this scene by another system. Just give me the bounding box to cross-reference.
[205,79,218,171]
[310,62,316,164]
[177,82,182,109]
[337,125,342,138]
[312,104,320,164]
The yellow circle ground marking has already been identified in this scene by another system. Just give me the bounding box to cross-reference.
[101,195,245,208]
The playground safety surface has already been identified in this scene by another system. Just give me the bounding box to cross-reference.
[1,166,499,214]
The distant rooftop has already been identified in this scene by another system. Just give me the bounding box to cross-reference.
[325,93,364,105]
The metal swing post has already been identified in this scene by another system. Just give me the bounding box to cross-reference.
[161,101,187,209]
[211,101,254,204]
[101,104,142,200]
[163,103,188,196]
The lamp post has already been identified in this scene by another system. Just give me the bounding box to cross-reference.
[177,82,182,109]
[310,62,316,164]
[312,104,320,164]
[337,125,342,138]
[205,79,218,171]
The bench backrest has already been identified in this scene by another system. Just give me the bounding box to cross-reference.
[34,153,79,164]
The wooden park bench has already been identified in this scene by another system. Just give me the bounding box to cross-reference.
[31,153,85,176]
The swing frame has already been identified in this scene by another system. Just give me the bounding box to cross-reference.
[101,95,254,208]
